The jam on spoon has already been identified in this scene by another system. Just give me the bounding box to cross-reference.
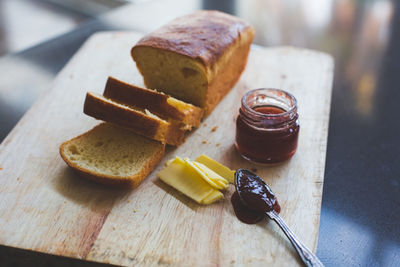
[232,169,280,224]
[232,169,324,267]
[231,191,265,224]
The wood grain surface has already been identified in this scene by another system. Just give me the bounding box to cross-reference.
[0,32,333,266]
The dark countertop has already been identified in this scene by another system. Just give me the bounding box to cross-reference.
[0,0,399,266]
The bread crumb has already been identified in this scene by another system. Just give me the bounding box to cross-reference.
[127,200,131,203]
[216,143,220,147]
[0,166,3,170]
[211,126,218,132]
[16,177,20,181]
[203,123,207,127]
[202,140,207,144]
[112,226,116,230]
[251,168,258,172]
[64,201,67,204]
[180,124,192,131]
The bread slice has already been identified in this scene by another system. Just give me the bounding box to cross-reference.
[83,92,186,145]
[103,77,203,128]
[59,123,165,187]
[131,10,254,115]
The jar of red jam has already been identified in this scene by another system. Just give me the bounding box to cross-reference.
[235,88,299,164]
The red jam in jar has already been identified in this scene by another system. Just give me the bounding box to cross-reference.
[235,88,300,164]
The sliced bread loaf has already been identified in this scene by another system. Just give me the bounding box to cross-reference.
[103,77,203,128]
[83,92,186,145]
[59,123,165,187]
[131,10,254,115]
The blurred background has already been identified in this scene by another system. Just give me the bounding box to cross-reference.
[0,0,393,55]
[0,0,394,141]
[0,0,125,55]
[0,0,399,266]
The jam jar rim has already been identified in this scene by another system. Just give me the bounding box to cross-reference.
[241,88,298,119]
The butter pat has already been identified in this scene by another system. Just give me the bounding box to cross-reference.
[202,190,224,205]
[186,159,228,190]
[157,157,223,204]
[195,154,235,183]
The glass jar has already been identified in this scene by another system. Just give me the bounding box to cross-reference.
[235,88,300,164]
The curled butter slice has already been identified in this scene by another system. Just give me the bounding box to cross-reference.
[195,154,235,183]
[184,159,228,190]
[201,190,224,205]
[157,157,222,204]
[192,161,228,189]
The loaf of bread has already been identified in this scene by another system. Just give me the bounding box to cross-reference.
[103,76,203,128]
[59,123,165,188]
[131,10,254,114]
[83,92,186,145]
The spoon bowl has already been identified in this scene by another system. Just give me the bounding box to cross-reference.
[234,168,279,213]
[234,169,324,267]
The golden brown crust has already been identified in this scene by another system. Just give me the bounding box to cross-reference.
[132,10,253,68]
[103,77,203,127]
[131,10,254,115]
[59,123,165,188]
[83,92,185,145]
[203,31,253,114]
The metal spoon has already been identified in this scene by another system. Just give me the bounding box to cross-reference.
[235,169,324,267]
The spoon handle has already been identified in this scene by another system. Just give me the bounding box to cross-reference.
[267,211,324,267]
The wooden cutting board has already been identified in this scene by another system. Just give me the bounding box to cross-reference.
[0,32,333,266]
